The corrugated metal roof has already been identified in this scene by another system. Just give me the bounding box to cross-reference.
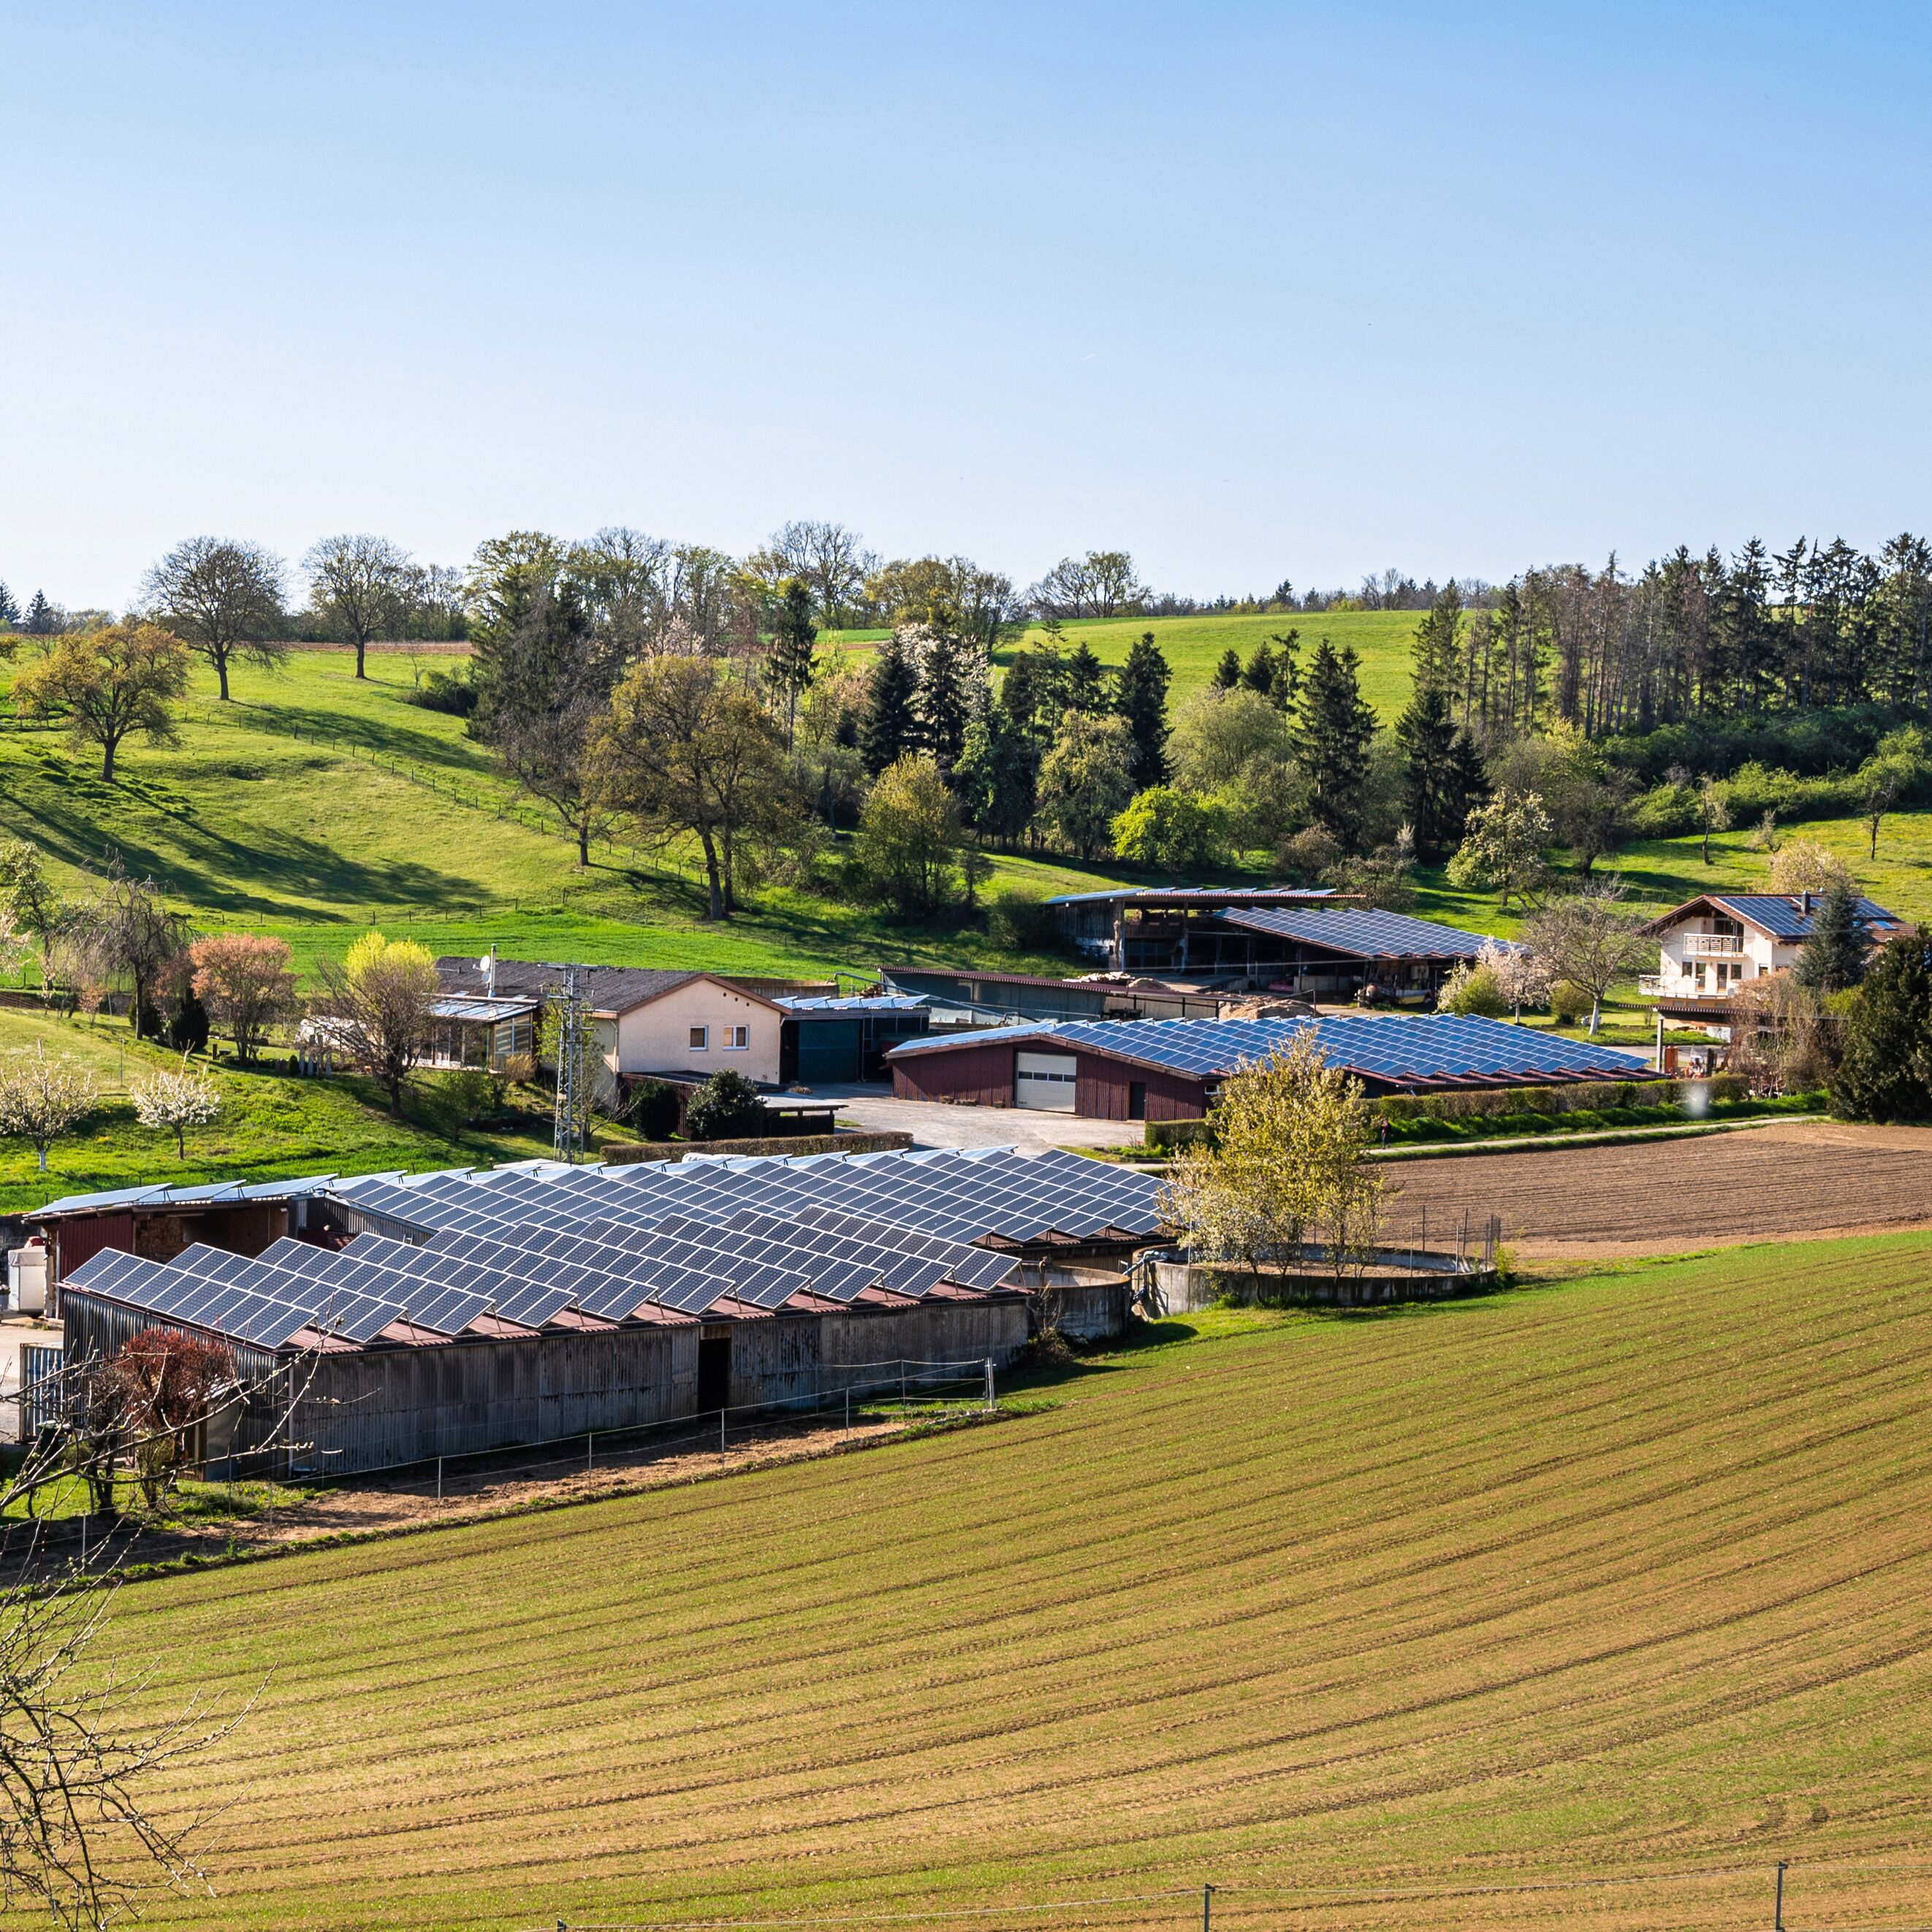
[775,994,929,1014]
[1219,905,1496,959]
[35,1174,339,1219]
[887,1013,1649,1086]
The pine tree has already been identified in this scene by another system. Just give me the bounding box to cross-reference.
[1293,639,1378,841]
[0,582,17,626]
[1410,584,1464,696]
[23,591,56,636]
[860,632,919,775]
[916,628,979,775]
[1792,881,1871,993]
[1212,647,1241,690]
[1065,639,1107,715]
[767,577,818,748]
[954,708,1035,847]
[1393,682,1461,859]
[1832,936,1932,1119]
[1112,631,1171,791]
[1445,729,1490,843]
[1241,643,1277,699]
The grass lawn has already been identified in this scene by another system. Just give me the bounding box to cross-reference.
[91,1232,1932,1931]
[0,1005,556,1215]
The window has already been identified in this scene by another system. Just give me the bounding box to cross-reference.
[725,1024,749,1050]
[689,1027,709,1051]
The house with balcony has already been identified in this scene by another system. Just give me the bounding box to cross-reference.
[1638,890,1912,1040]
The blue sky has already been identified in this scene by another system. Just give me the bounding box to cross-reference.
[3,2,1928,609]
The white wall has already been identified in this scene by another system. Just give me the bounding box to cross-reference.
[612,979,782,1086]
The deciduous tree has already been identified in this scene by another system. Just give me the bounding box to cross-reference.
[1523,878,1651,1033]
[189,932,297,1062]
[141,538,286,700]
[10,623,190,780]
[1033,713,1136,860]
[303,533,411,680]
[1110,787,1230,873]
[130,1055,221,1159]
[593,655,787,919]
[0,1044,96,1169]
[315,931,442,1114]
[1447,788,1553,909]
[852,756,968,916]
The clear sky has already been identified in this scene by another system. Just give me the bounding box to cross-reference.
[3,1,1928,611]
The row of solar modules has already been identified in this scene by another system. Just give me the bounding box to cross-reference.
[63,1171,1049,1347]
[885,1012,1649,1084]
[334,1146,1165,1250]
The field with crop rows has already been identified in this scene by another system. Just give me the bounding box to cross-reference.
[1385,1117,1932,1255]
[97,1234,1932,1931]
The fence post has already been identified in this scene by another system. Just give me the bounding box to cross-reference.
[1203,1885,1214,1932]
[984,1358,994,1412]
[436,1456,443,1502]
[1775,1861,1787,1931]
[844,1387,850,1431]
[720,1408,726,1458]
[587,1431,593,1474]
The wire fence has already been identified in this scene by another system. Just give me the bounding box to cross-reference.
[508,1856,1932,1932]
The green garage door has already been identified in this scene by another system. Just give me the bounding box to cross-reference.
[796,1019,862,1083]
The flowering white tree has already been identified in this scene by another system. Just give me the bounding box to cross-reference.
[1480,938,1552,1020]
[0,1046,96,1171]
[130,1057,221,1159]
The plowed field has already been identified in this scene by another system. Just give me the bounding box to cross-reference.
[1386,1118,1932,1255]
[94,1233,1932,1932]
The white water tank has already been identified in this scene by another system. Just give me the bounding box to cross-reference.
[8,1244,47,1315]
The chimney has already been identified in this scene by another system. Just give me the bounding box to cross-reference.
[1802,890,1814,918]
[486,945,498,997]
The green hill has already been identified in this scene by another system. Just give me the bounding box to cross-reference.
[834,606,1423,719]
[103,1233,1932,1931]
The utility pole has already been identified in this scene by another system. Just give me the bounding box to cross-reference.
[552,965,586,1164]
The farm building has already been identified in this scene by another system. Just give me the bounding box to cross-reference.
[1640,891,1912,1039]
[44,1146,1161,1477]
[878,965,1225,1027]
[1043,889,1497,997]
[434,957,932,1093]
[888,1012,1653,1119]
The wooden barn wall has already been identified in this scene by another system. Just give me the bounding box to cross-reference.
[1072,1052,1208,1122]
[891,1041,1015,1106]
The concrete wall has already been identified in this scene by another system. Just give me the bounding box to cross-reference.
[615,978,783,1085]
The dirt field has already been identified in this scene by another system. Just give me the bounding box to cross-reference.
[85,1237,1932,1932]
[1385,1118,1932,1255]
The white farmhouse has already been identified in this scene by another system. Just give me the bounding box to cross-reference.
[1639,890,1911,1041]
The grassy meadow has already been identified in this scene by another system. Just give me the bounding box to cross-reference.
[91,1232,1932,1931]
[832,606,1425,719]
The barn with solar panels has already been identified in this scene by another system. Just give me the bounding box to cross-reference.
[886,1013,1654,1119]
[42,1147,1165,1477]
[1043,887,1501,997]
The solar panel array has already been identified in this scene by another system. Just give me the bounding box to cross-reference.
[888,1012,1650,1086]
[1218,905,1497,960]
[1709,894,1906,940]
[62,1147,1162,1350]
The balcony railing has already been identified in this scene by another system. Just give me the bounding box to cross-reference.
[1682,933,1744,957]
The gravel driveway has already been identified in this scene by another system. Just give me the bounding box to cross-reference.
[811,1087,1144,1154]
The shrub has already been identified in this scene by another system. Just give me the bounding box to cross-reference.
[427,1066,500,1135]
[1548,980,1592,1026]
[1437,959,1510,1018]
[986,887,1059,953]
[405,668,477,716]
[683,1069,765,1141]
[625,1077,681,1141]
[1271,824,1342,884]
[1110,787,1231,872]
